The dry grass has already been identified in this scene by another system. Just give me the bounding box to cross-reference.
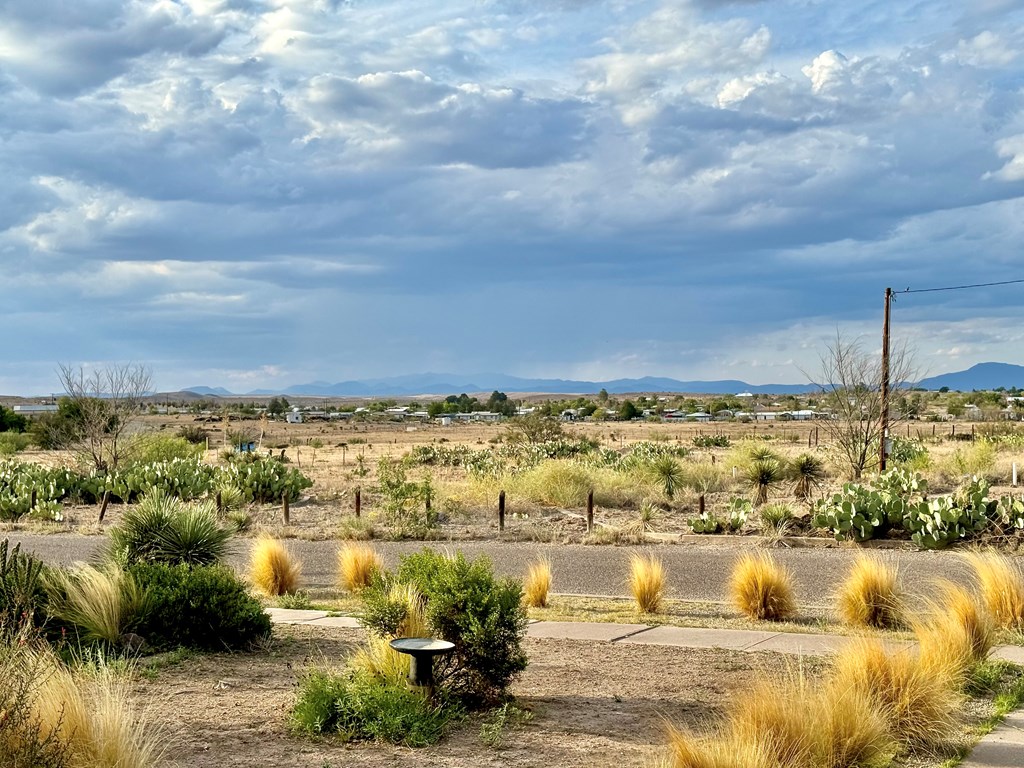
[349,583,429,682]
[629,553,665,614]
[916,581,996,685]
[830,637,959,750]
[524,558,553,608]
[46,565,145,646]
[730,552,796,621]
[249,535,302,596]
[29,645,165,768]
[964,549,1024,629]
[667,726,776,768]
[836,555,902,630]
[337,543,383,593]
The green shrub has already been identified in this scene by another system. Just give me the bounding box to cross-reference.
[127,434,203,466]
[129,563,271,650]
[376,458,436,536]
[0,432,33,455]
[692,434,730,448]
[109,493,231,567]
[362,550,528,707]
[290,668,461,745]
[176,425,208,445]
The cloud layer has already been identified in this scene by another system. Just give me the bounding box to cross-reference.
[3,0,1024,393]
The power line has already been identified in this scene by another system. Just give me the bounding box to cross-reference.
[895,278,1024,295]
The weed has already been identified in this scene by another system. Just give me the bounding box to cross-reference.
[480,702,533,749]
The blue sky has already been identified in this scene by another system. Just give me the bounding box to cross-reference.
[3,0,1024,394]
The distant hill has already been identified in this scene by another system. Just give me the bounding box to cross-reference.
[916,363,1024,391]
[174,373,817,397]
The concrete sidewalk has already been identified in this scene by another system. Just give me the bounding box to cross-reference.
[267,608,1024,767]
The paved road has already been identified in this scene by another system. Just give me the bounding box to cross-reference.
[4,533,976,605]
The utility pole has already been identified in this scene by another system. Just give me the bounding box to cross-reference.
[880,286,892,472]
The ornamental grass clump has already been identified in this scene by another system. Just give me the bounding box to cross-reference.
[523,558,552,608]
[45,564,145,647]
[249,535,302,596]
[963,549,1024,629]
[337,543,383,593]
[916,581,996,685]
[730,552,796,621]
[837,555,903,630]
[629,553,665,614]
[830,637,959,751]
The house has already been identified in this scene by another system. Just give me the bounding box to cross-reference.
[687,411,713,422]
[13,404,58,413]
[285,408,303,424]
[561,409,580,421]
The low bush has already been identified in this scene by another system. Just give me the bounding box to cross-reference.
[730,553,796,621]
[249,536,302,596]
[362,549,528,707]
[836,555,902,630]
[0,432,33,455]
[129,563,271,651]
[126,434,202,467]
[290,668,461,746]
[629,553,665,613]
[692,434,730,448]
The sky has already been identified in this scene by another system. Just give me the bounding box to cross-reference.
[3,0,1024,395]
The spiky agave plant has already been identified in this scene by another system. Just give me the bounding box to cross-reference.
[789,453,826,502]
[746,458,782,506]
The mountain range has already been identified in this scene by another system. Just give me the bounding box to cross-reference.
[181,362,1024,398]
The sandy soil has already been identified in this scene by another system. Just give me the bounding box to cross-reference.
[135,624,817,768]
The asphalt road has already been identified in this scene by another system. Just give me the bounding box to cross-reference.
[3,533,976,606]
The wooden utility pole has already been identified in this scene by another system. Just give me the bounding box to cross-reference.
[880,287,892,472]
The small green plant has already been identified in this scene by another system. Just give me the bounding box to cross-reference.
[788,453,825,501]
[622,501,661,535]
[277,591,314,610]
[726,498,751,531]
[290,668,462,746]
[759,503,794,536]
[0,539,49,634]
[480,701,533,748]
[376,458,437,537]
[225,509,252,533]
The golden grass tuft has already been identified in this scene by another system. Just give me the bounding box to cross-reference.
[46,564,145,646]
[249,535,302,596]
[723,671,894,768]
[836,555,903,630]
[524,558,553,608]
[963,549,1024,629]
[629,553,665,614]
[916,580,995,682]
[349,583,429,682]
[831,637,959,750]
[28,645,165,768]
[337,543,383,593]
[667,726,776,768]
[730,552,796,621]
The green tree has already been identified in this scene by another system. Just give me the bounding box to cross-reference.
[0,406,27,433]
[618,400,640,421]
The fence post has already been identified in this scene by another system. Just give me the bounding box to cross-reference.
[355,488,361,518]
[699,494,706,516]
[215,491,223,517]
[425,489,432,513]
[98,490,111,523]
[498,490,506,532]
[586,490,594,533]
[283,494,290,525]
[30,489,37,512]
[1014,463,1018,488]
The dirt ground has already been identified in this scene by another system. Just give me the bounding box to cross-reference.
[135,624,814,768]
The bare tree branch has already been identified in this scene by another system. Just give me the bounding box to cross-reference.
[808,333,918,479]
[53,363,152,472]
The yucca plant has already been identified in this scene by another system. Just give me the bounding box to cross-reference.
[622,501,661,536]
[746,458,782,506]
[789,453,825,501]
[758,503,793,537]
[651,455,685,500]
[108,492,230,567]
